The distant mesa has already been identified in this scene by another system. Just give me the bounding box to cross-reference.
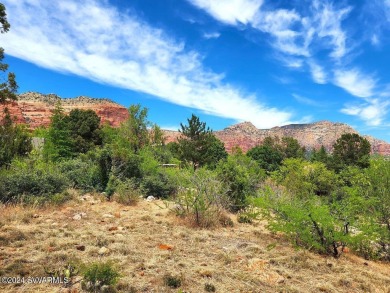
[0,92,129,129]
[165,120,390,156]
[1,92,389,156]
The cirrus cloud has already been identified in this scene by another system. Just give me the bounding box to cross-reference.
[1,0,294,129]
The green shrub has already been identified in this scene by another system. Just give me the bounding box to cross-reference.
[217,153,264,212]
[0,159,69,203]
[82,261,120,292]
[272,159,338,197]
[163,274,182,289]
[237,207,259,224]
[204,283,216,292]
[174,168,229,227]
[113,179,141,205]
[141,172,176,199]
[58,158,99,192]
[255,187,351,258]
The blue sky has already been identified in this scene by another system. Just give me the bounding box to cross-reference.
[1,0,390,141]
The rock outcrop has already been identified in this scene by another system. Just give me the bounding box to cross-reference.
[0,92,129,128]
[1,92,389,156]
[165,121,390,156]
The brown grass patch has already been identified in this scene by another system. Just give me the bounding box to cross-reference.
[0,196,388,293]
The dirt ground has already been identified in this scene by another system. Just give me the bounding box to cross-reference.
[0,192,389,293]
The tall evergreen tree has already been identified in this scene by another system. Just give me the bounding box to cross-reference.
[43,102,74,161]
[178,114,226,169]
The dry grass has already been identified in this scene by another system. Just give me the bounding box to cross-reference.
[0,194,389,293]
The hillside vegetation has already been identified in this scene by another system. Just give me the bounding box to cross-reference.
[0,102,390,292]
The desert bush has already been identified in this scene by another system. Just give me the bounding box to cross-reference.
[139,147,178,198]
[216,153,264,212]
[82,261,120,292]
[0,158,69,203]
[58,158,100,192]
[141,172,176,199]
[255,187,352,257]
[113,179,141,205]
[273,159,338,197]
[163,274,182,289]
[0,115,32,168]
[237,206,259,224]
[173,168,229,227]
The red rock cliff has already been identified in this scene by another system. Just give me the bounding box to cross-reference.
[0,92,129,128]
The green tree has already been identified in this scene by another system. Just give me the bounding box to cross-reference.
[332,133,371,170]
[0,3,17,104]
[203,134,227,169]
[178,114,224,169]
[67,109,102,153]
[149,124,165,146]
[43,102,74,161]
[0,110,31,167]
[311,145,329,164]
[281,136,305,159]
[118,104,150,153]
[246,145,283,173]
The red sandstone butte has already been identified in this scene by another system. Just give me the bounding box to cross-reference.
[0,92,129,129]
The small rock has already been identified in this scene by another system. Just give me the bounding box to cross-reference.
[72,214,82,220]
[114,212,121,218]
[146,196,155,201]
[108,227,118,231]
[98,247,109,255]
[32,214,40,218]
[72,212,87,220]
[158,244,173,250]
[102,214,114,218]
[75,245,86,251]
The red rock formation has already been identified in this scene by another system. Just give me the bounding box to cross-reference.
[2,92,389,156]
[164,121,390,156]
[0,92,129,128]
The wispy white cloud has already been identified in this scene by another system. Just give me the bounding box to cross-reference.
[252,9,309,57]
[278,56,304,69]
[334,68,376,98]
[341,100,389,126]
[1,0,293,129]
[312,1,352,59]
[292,94,322,107]
[371,34,380,46]
[203,32,221,39]
[186,0,263,25]
[308,60,327,84]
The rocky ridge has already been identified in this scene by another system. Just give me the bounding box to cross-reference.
[1,92,389,155]
[165,121,390,156]
[0,92,129,128]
